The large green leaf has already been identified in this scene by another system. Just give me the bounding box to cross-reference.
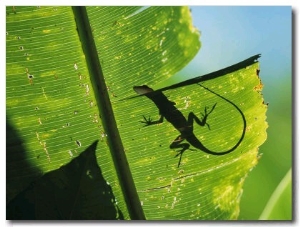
[6,6,267,220]
[6,6,128,219]
[112,56,266,219]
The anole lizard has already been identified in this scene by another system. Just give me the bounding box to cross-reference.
[133,84,246,167]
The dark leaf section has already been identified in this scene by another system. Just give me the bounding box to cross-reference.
[6,118,42,204]
[124,54,261,100]
[7,140,124,220]
[158,54,261,92]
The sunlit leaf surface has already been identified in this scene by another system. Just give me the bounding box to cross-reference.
[113,58,267,219]
[88,7,267,220]
[6,6,127,219]
[6,6,267,220]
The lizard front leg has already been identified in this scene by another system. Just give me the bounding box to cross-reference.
[188,103,217,130]
[140,114,164,126]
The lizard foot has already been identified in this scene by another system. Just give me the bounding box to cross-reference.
[200,103,217,130]
[140,115,153,126]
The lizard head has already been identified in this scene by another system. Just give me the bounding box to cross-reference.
[133,85,154,95]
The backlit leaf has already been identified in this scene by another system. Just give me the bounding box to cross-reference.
[6,6,267,220]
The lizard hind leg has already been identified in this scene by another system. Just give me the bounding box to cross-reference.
[170,135,190,167]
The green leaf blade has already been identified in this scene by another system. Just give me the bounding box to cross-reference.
[6,6,129,219]
[116,60,266,219]
[86,5,267,219]
[7,6,268,220]
[87,6,200,98]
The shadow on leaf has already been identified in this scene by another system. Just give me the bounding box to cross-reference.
[7,140,124,220]
[6,118,42,203]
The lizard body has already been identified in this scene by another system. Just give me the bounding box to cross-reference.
[134,84,246,167]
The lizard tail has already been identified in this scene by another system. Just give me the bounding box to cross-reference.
[192,84,246,156]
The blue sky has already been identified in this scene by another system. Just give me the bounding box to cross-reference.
[179,6,291,90]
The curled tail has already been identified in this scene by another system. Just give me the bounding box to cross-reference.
[191,84,246,155]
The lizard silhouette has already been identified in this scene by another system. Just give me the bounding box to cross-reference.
[134,84,246,167]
